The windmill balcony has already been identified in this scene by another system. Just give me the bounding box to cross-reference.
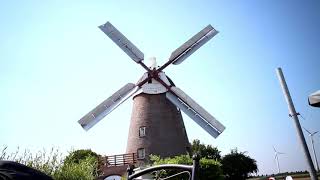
[98,153,137,179]
[102,153,137,167]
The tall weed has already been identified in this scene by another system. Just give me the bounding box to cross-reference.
[0,146,98,180]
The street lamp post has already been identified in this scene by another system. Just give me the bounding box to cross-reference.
[276,68,318,180]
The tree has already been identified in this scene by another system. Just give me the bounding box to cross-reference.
[54,156,98,180]
[191,139,221,160]
[221,149,258,180]
[64,149,99,164]
[62,149,102,177]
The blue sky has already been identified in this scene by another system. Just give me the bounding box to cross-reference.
[1,0,319,175]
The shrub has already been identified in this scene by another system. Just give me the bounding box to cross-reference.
[63,149,101,176]
[64,149,99,164]
[53,156,97,180]
[199,158,223,180]
[150,154,223,180]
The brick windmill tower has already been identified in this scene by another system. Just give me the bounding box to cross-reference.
[78,22,225,164]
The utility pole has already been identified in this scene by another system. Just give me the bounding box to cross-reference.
[276,68,318,180]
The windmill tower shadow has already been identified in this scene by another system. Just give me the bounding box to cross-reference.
[78,21,226,173]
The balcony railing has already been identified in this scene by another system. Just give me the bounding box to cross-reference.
[103,153,137,167]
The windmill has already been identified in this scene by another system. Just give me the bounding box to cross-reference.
[78,21,225,164]
[273,146,285,174]
[303,127,319,171]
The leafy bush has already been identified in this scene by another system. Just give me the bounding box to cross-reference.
[64,149,99,164]
[63,149,101,176]
[53,156,97,180]
[151,154,192,165]
[150,154,223,180]
[199,158,224,180]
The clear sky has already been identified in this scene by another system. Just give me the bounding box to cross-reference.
[1,0,319,175]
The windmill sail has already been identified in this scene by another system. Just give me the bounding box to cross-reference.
[166,87,225,138]
[78,83,139,131]
[99,22,144,63]
[169,25,218,65]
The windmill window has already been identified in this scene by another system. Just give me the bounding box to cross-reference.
[139,126,146,137]
[137,148,145,159]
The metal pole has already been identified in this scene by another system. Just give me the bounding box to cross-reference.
[276,68,318,180]
[191,154,200,180]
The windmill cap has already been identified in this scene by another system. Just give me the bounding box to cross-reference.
[147,57,157,69]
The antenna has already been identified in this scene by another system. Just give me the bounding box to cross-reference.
[273,146,285,174]
[303,127,319,171]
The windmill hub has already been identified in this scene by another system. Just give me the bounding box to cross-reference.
[78,21,226,163]
[139,71,171,94]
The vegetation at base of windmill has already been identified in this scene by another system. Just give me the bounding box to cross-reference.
[191,139,221,160]
[150,154,223,180]
[0,146,63,176]
[63,149,103,174]
[221,148,258,180]
[63,149,99,164]
[53,156,98,180]
[0,146,101,180]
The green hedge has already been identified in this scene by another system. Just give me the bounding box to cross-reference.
[150,154,224,180]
